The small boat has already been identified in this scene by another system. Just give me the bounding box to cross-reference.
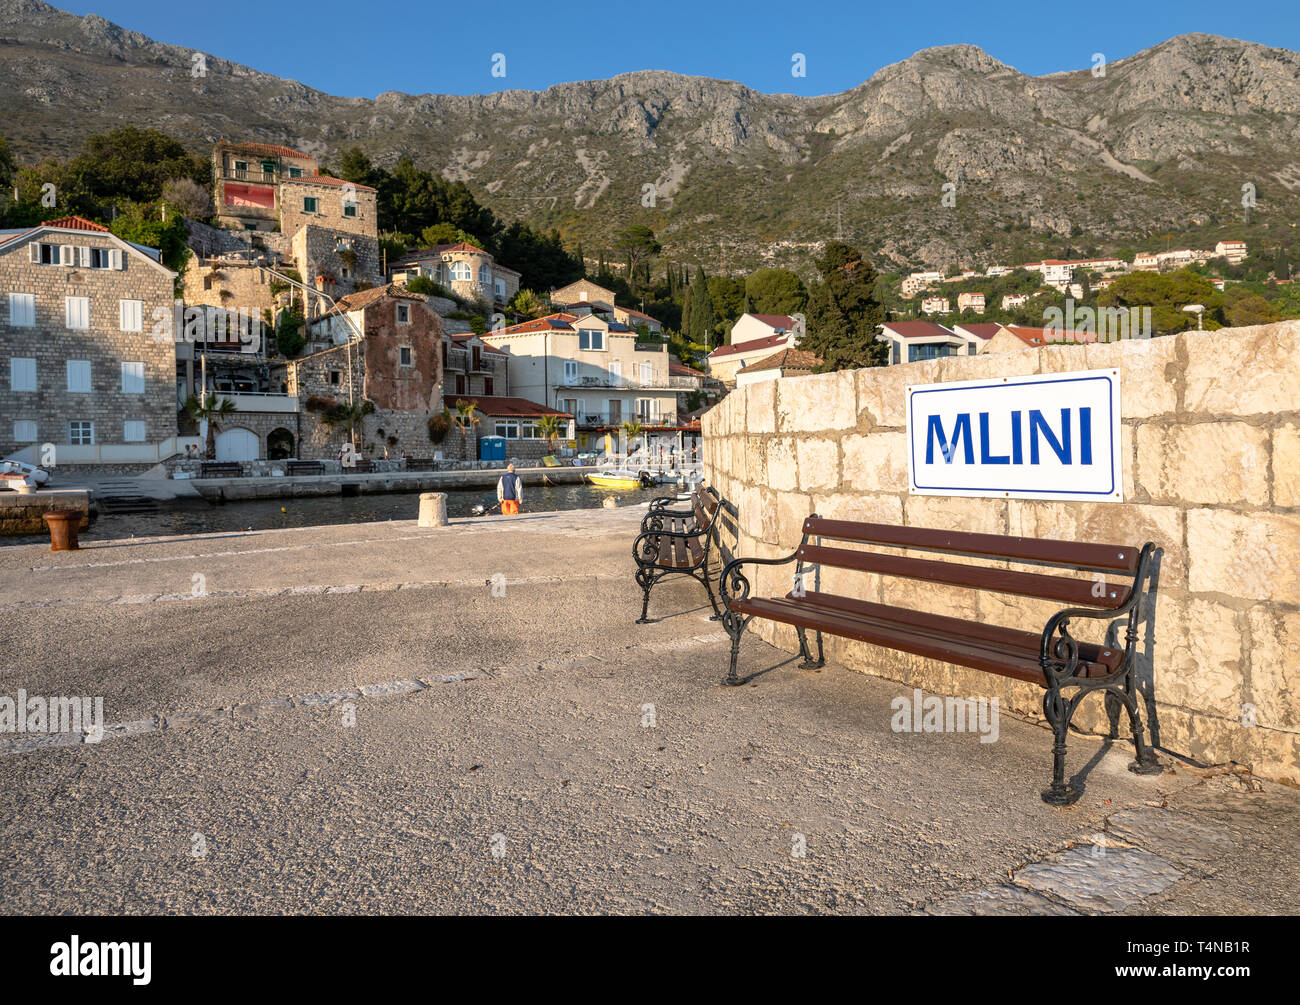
[586,469,652,490]
[0,459,49,491]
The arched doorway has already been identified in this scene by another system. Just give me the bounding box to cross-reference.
[267,428,295,460]
[214,427,260,462]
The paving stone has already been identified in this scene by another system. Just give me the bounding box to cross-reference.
[1013,846,1183,914]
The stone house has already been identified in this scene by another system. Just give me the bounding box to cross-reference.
[290,285,443,460]
[549,278,664,334]
[483,312,677,452]
[443,332,508,399]
[391,243,520,307]
[212,141,320,233]
[0,216,180,466]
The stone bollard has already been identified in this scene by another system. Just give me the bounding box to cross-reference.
[417,492,448,527]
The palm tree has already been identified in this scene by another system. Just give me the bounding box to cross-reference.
[453,399,481,458]
[184,395,237,460]
[536,414,562,455]
[318,399,375,453]
[621,419,644,461]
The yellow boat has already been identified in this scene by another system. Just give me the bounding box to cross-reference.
[586,470,650,490]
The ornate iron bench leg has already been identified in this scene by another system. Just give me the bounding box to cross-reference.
[1041,687,1080,806]
[634,566,655,625]
[795,627,825,669]
[722,609,746,686]
[702,568,722,620]
[1123,666,1162,776]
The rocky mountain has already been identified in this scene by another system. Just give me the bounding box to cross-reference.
[3,0,1300,272]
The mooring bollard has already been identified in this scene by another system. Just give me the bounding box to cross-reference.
[417,492,448,527]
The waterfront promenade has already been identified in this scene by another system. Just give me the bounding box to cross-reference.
[1,508,1297,914]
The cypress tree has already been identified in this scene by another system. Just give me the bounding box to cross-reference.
[689,265,715,349]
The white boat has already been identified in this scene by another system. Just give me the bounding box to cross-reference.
[0,460,49,491]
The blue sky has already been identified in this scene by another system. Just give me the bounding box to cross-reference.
[68,0,1300,98]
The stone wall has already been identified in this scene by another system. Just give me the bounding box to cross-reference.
[0,230,177,460]
[701,322,1300,785]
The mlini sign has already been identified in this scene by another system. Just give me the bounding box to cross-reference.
[906,369,1123,502]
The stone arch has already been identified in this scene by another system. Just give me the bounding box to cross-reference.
[267,427,295,460]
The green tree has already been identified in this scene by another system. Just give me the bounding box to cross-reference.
[748,266,806,313]
[687,266,715,348]
[109,201,191,272]
[1098,270,1220,334]
[183,395,237,460]
[614,225,661,284]
[72,127,209,204]
[801,241,886,371]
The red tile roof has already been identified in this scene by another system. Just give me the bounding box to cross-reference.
[400,242,490,260]
[449,333,506,355]
[878,321,957,340]
[220,140,314,160]
[669,359,705,377]
[742,347,822,374]
[282,174,376,192]
[747,313,796,328]
[953,323,1002,340]
[39,215,110,232]
[496,313,579,334]
[707,332,793,358]
[1001,325,1099,347]
[452,396,571,418]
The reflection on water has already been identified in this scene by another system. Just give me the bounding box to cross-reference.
[1,481,673,546]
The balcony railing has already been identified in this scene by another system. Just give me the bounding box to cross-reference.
[558,375,671,390]
[575,412,678,427]
[222,169,276,184]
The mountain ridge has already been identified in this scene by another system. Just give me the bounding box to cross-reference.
[3,0,1299,272]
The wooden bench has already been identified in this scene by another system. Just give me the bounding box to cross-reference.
[345,459,374,473]
[200,462,243,478]
[286,460,323,476]
[718,516,1162,805]
[632,485,725,623]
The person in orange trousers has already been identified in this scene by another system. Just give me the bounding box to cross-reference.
[497,462,523,515]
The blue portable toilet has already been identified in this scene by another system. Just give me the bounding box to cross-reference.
[479,435,506,462]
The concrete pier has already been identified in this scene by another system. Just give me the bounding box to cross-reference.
[0,489,91,535]
[189,464,595,502]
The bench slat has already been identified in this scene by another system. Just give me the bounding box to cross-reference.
[731,596,1055,684]
[797,544,1129,608]
[785,591,1122,674]
[803,518,1137,573]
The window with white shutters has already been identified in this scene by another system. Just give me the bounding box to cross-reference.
[13,421,37,442]
[563,360,578,384]
[9,357,36,391]
[640,363,653,386]
[119,299,143,332]
[66,360,91,393]
[60,245,75,266]
[8,293,35,327]
[121,361,145,394]
[123,420,146,442]
[65,296,90,330]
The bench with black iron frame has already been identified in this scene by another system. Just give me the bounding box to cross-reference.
[199,462,243,478]
[286,460,324,476]
[718,516,1162,805]
[632,485,724,624]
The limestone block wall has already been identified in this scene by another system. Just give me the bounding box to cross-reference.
[701,321,1300,785]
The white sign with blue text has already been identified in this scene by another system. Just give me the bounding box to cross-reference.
[906,369,1123,502]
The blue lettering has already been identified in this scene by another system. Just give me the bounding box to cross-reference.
[1011,410,1023,464]
[926,413,974,465]
[1029,408,1072,465]
[1079,407,1092,465]
[979,412,1010,464]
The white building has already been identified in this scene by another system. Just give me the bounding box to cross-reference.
[920,296,950,316]
[1215,240,1248,264]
